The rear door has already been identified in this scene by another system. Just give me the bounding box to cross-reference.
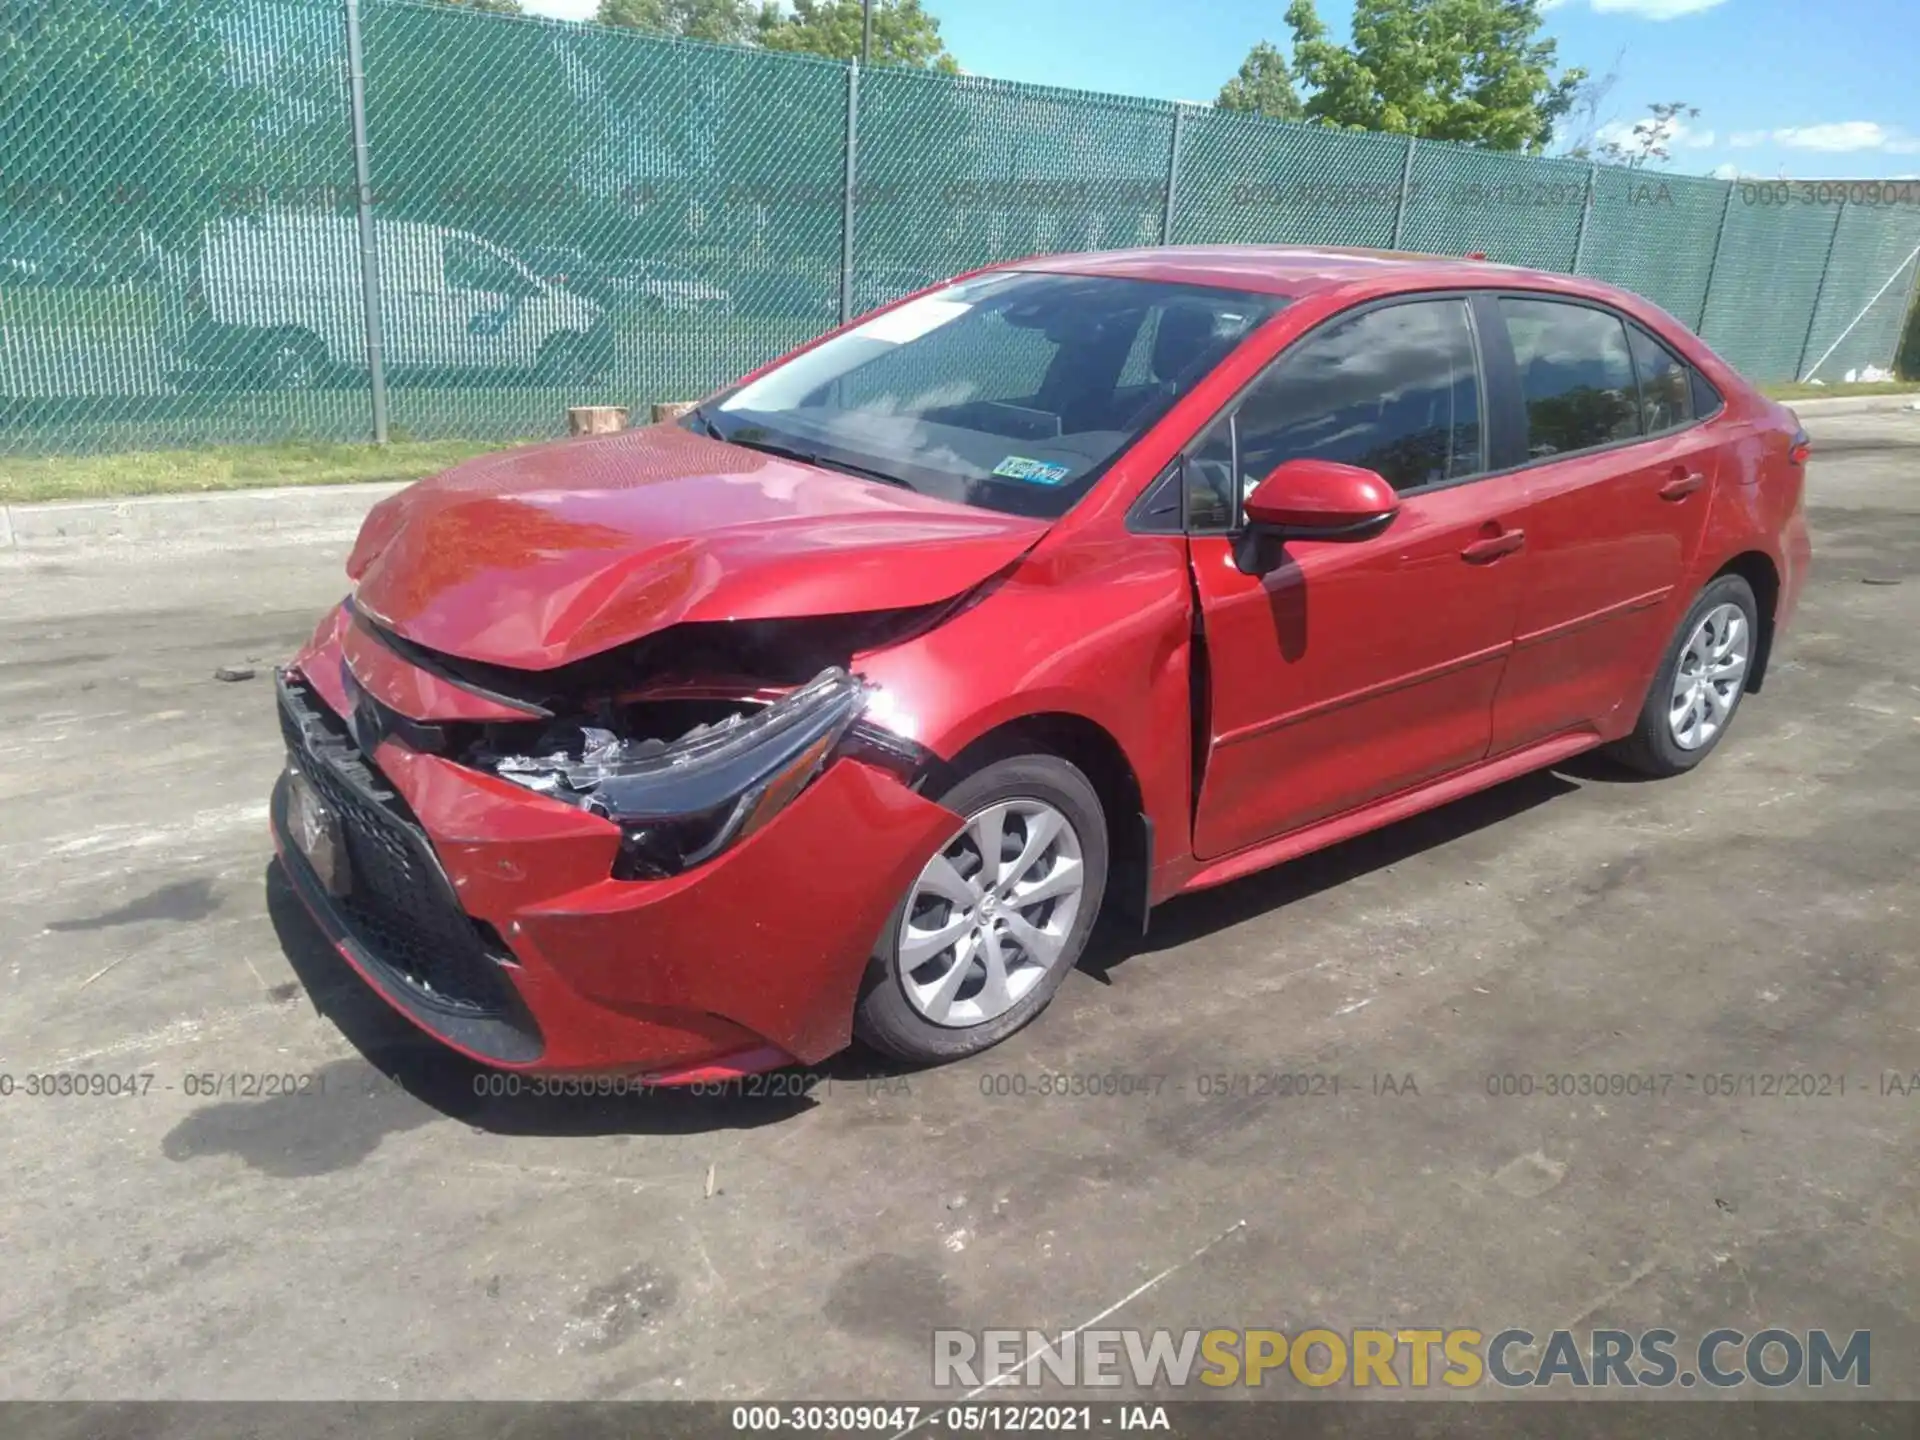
[1186,295,1532,861]
[1484,297,1719,753]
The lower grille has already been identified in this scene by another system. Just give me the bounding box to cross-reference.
[278,670,521,1020]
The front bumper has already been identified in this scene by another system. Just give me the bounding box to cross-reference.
[271,656,961,1078]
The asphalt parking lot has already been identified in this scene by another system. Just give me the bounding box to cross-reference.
[2,409,1916,1402]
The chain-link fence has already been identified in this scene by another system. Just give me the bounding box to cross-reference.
[5,0,1919,456]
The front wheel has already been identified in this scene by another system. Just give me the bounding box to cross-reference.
[854,754,1108,1063]
[1607,574,1759,777]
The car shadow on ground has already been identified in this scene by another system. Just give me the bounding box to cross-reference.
[1083,761,1594,976]
[265,756,1618,1138]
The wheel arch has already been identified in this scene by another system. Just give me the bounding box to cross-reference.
[939,711,1152,933]
[1709,549,1781,692]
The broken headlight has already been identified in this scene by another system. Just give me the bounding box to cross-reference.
[476,668,881,879]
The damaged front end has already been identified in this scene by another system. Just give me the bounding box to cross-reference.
[465,668,926,880]
[329,597,957,884]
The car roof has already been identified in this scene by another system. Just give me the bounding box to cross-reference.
[1005,244,1592,301]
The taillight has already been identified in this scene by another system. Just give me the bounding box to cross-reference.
[1788,428,1811,466]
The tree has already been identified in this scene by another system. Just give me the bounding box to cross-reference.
[0,0,268,250]
[1557,47,1622,157]
[1216,41,1303,121]
[595,0,760,45]
[758,0,958,70]
[1899,283,1920,381]
[1274,0,1585,153]
[1596,99,1699,168]
[425,0,525,14]
[361,0,603,247]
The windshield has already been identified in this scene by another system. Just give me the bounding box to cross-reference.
[707,271,1284,518]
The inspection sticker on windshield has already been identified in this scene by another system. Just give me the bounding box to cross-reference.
[991,456,1072,485]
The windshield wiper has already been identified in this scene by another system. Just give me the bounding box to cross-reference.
[721,432,916,491]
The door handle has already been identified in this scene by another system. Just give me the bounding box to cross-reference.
[1461,529,1525,564]
[1659,469,1707,500]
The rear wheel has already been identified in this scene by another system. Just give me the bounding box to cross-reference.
[854,754,1108,1063]
[1607,574,1759,777]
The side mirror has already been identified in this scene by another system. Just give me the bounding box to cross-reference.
[1233,459,1398,577]
[1243,459,1399,537]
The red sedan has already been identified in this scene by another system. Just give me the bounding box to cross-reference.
[273,245,1812,1078]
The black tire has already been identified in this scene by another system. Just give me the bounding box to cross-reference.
[854,753,1109,1064]
[1606,573,1760,777]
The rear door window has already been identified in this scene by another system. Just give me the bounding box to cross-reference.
[1499,297,1642,458]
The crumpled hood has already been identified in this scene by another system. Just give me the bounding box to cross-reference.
[347,424,1049,670]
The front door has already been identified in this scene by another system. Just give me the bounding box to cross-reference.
[1187,296,1531,861]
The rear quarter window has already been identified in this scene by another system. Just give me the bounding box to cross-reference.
[1690,366,1725,419]
[1626,321,1694,433]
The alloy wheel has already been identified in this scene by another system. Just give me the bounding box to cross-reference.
[897,799,1086,1028]
[1668,602,1750,750]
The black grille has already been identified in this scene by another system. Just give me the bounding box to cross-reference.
[277,670,521,1019]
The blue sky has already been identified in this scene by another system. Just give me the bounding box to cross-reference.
[518,0,1920,179]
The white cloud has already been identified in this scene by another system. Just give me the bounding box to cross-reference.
[1710,163,1740,179]
[1775,121,1897,151]
[1583,0,1727,17]
[1726,122,1920,154]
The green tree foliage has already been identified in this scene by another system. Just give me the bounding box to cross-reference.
[425,0,526,14]
[594,0,761,45]
[1898,283,1920,381]
[361,0,599,245]
[597,0,956,69]
[1230,0,1584,152]
[0,0,268,249]
[758,0,958,71]
[1216,41,1303,121]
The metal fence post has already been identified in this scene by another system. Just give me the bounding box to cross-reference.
[342,0,388,445]
[1570,163,1597,274]
[1161,105,1185,246]
[1696,180,1738,335]
[839,62,860,327]
[1390,134,1416,249]
[1796,201,1850,380]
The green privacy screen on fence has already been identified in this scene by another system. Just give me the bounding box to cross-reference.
[4,0,1919,455]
